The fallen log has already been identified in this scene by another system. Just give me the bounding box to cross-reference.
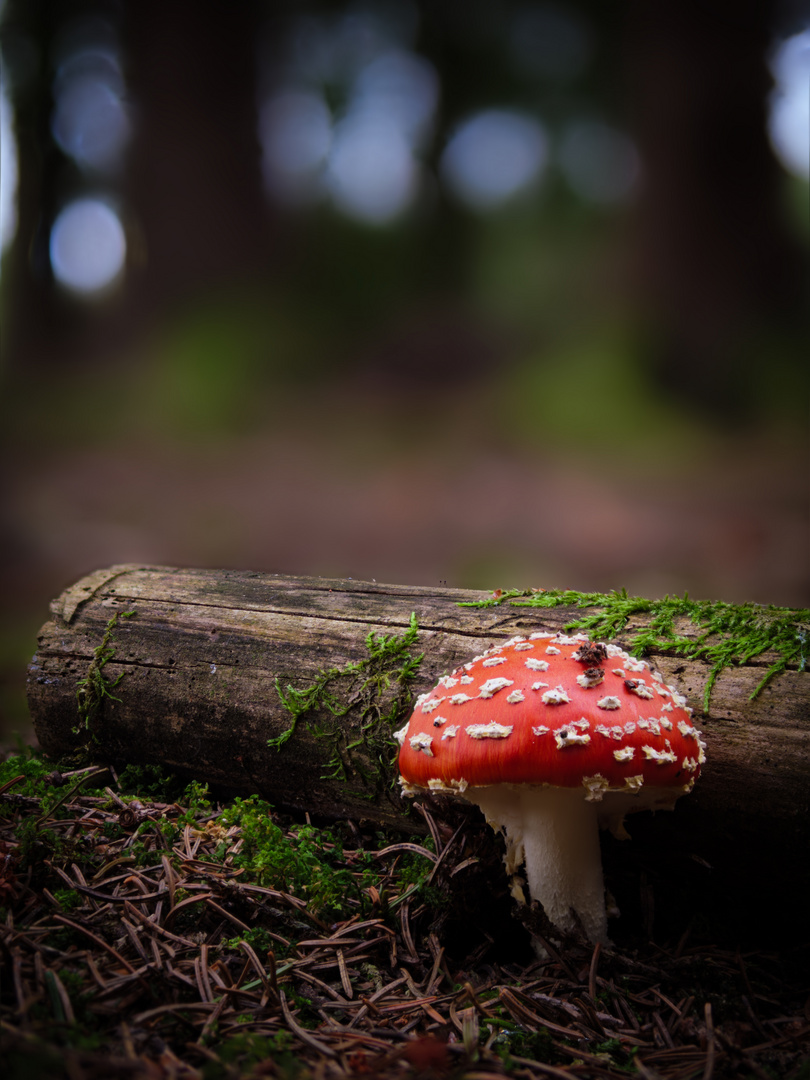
[27,568,809,893]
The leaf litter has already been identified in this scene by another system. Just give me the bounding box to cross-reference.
[1,755,808,1080]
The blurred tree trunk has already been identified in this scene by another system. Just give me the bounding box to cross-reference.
[0,0,71,364]
[122,0,274,311]
[1,0,277,367]
[626,0,805,416]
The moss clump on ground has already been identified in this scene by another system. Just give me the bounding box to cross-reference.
[217,794,383,919]
[462,587,809,709]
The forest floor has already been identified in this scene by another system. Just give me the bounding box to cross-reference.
[1,752,809,1080]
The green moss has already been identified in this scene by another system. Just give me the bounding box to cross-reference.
[74,609,136,735]
[269,612,423,798]
[217,794,376,919]
[488,1022,557,1070]
[0,758,116,886]
[0,749,54,799]
[590,1038,639,1072]
[177,779,213,823]
[0,755,111,838]
[201,1031,299,1080]
[116,762,188,801]
[52,888,82,911]
[461,588,808,711]
[222,925,287,959]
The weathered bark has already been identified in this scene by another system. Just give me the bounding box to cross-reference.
[28,565,809,853]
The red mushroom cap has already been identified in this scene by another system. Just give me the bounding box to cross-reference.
[398,632,704,800]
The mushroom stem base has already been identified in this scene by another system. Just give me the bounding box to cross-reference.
[469,785,608,945]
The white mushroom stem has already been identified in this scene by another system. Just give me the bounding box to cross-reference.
[467,785,609,945]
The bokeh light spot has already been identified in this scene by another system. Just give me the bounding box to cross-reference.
[768,28,810,179]
[259,89,332,203]
[352,48,439,148]
[50,14,130,175]
[49,197,126,295]
[440,109,548,211]
[0,73,19,260]
[51,69,131,172]
[326,113,419,223]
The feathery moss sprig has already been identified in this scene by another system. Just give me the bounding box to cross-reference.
[461,588,808,710]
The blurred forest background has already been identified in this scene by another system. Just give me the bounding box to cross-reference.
[0,0,808,741]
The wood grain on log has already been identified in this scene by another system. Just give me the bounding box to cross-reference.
[28,566,810,861]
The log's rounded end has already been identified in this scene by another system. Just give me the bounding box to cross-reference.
[50,565,163,624]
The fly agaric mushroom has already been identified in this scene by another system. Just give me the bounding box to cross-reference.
[397,632,704,944]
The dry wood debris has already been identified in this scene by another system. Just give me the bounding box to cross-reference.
[1,763,808,1080]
